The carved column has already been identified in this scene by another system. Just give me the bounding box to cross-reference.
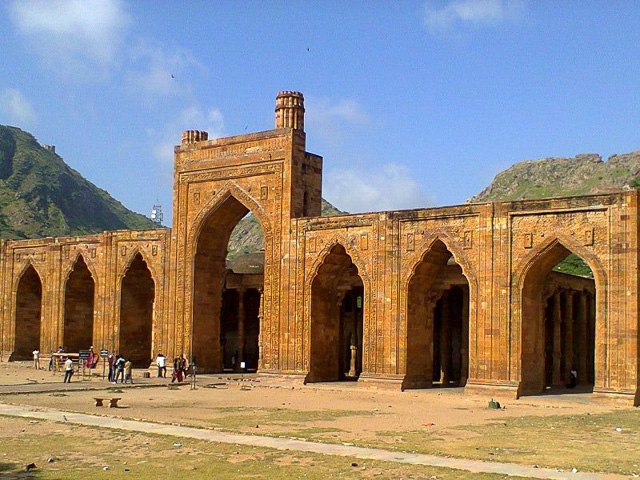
[552,290,563,387]
[257,288,264,370]
[440,291,451,385]
[563,290,574,384]
[577,291,588,384]
[460,286,469,385]
[347,293,357,377]
[336,287,350,378]
[236,288,246,371]
[588,292,596,384]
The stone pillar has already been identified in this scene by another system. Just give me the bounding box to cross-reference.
[460,286,469,385]
[336,288,350,378]
[588,292,596,384]
[577,292,588,384]
[440,291,451,385]
[257,288,264,370]
[552,290,563,387]
[348,293,357,377]
[563,290,574,384]
[236,288,246,372]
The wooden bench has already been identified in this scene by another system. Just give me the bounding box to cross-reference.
[94,397,121,408]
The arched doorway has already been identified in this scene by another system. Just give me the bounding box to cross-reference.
[13,265,43,360]
[119,253,154,366]
[404,240,470,389]
[63,256,95,352]
[219,285,262,371]
[193,195,265,372]
[520,244,596,395]
[306,244,364,383]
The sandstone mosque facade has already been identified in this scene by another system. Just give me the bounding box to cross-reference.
[1,92,638,405]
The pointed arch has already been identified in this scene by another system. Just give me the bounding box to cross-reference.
[404,232,477,289]
[12,260,44,294]
[63,254,95,353]
[62,252,98,287]
[513,234,602,396]
[189,182,272,246]
[188,184,270,372]
[119,248,158,287]
[513,234,606,293]
[13,263,43,360]
[305,242,366,383]
[306,233,370,288]
[403,236,473,389]
[118,253,155,366]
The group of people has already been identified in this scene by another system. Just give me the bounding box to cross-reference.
[33,345,195,386]
[156,353,195,384]
[107,354,134,384]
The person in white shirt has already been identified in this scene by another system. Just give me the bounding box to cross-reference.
[32,349,40,370]
[156,353,166,378]
[63,358,74,383]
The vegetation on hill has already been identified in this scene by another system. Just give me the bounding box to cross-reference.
[468,151,640,203]
[0,125,154,239]
[467,151,640,279]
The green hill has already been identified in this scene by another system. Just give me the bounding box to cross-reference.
[468,151,640,203]
[0,125,154,239]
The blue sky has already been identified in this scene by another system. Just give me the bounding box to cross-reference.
[1,1,640,222]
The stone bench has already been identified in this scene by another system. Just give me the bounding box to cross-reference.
[94,397,121,408]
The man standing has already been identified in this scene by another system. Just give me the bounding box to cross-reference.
[63,357,74,383]
[107,354,115,382]
[32,349,40,370]
[114,355,125,383]
[156,353,166,378]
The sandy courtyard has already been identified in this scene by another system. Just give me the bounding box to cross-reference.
[0,361,623,443]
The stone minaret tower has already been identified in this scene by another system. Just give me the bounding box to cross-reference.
[275,91,305,131]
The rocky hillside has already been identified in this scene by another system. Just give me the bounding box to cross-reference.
[469,151,640,203]
[0,125,154,239]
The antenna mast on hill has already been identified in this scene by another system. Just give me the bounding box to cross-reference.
[150,202,163,227]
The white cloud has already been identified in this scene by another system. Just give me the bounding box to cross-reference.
[423,0,523,34]
[151,106,225,164]
[0,88,37,126]
[324,163,433,213]
[8,0,130,76]
[305,97,370,146]
[127,40,205,98]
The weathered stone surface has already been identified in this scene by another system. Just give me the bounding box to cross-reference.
[0,91,638,405]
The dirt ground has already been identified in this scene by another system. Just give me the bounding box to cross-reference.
[0,360,623,443]
[2,361,640,478]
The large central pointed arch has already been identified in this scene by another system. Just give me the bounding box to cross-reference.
[513,235,605,396]
[188,184,271,372]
